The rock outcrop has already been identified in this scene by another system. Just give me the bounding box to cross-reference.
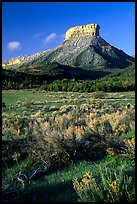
[2,52,48,68]
[65,23,100,40]
[2,55,30,67]
[2,58,21,67]
[3,23,134,70]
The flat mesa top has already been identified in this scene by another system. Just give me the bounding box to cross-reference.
[65,23,100,40]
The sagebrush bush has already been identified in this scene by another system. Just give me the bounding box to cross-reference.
[72,160,135,202]
[25,103,135,169]
[92,91,106,99]
[2,114,30,139]
[2,98,135,170]
[2,91,135,202]
[27,122,73,169]
[24,100,33,109]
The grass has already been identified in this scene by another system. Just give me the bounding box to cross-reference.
[2,90,135,116]
[72,155,135,202]
[2,90,135,202]
[2,153,134,202]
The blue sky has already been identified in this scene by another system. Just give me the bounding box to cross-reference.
[2,2,135,62]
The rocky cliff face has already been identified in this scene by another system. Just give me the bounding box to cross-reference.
[65,23,100,40]
[29,33,134,69]
[2,55,30,67]
[3,23,134,70]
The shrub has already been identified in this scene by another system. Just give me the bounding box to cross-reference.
[2,101,6,111]
[2,114,30,139]
[2,101,6,108]
[72,159,135,202]
[24,100,33,109]
[26,103,135,168]
[27,121,73,170]
[92,91,106,99]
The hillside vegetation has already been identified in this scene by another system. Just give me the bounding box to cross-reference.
[2,63,135,92]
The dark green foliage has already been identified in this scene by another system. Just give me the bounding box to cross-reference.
[2,101,6,111]
[2,101,6,108]
[2,64,135,92]
[39,64,135,92]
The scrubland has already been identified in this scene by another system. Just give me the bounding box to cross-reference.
[2,90,135,202]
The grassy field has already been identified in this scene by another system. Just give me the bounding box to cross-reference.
[2,90,135,115]
[2,90,135,202]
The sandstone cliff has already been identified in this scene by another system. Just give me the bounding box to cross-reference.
[65,23,100,40]
[3,23,134,70]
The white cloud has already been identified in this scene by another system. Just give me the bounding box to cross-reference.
[43,33,57,44]
[7,41,21,51]
[33,32,44,40]
[43,33,65,45]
